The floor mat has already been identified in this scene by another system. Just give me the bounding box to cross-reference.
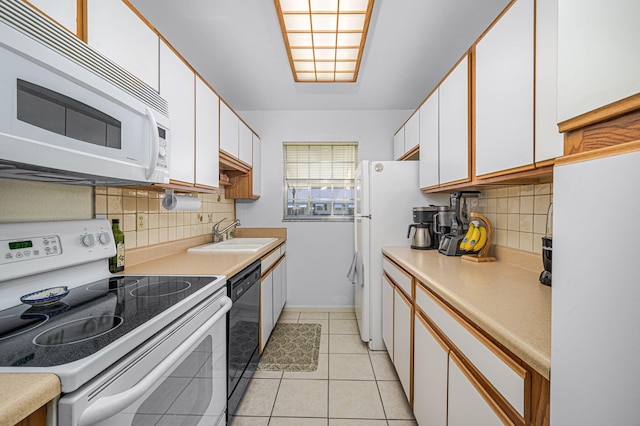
[257,323,321,372]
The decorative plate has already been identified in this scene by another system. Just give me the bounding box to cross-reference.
[20,286,69,306]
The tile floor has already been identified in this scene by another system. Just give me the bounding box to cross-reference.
[231,311,417,426]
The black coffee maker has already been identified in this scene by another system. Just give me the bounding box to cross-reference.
[408,206,447,250]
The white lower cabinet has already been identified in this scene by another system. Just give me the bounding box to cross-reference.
[272,258,285,323]
[260,247,287,352]
[393,287,412,402]
[382,275,395,360]
[260,271,274,352]
[413,312,448,426]
[448,353,510,426]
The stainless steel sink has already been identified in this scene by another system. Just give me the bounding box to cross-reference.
[187,237,277,253]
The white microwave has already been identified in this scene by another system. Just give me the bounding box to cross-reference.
[0,1,170,185]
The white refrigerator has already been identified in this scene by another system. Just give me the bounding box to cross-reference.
[353,160,448,350]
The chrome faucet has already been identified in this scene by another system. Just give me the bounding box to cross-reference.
[212,218,241,243]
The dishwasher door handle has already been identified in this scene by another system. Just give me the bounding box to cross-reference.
[78,296,232,426]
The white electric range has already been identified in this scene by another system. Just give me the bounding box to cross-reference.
[0,219,229,425]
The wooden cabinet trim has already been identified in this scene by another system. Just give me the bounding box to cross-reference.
[450,352,517,426]
[558,92,640,133]
[415,307,450,354]
[555,139,640,167]
[398,144,419,161]
[563,108,640,156]
[262,253,285,278]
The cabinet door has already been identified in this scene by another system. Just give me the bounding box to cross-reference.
[439,55,470,184]
[448,353,512,426]
[535,0,563,163]
[393,287,412,402]
[272,259,284,323]
[87,0,159,90]
[557,1,640,123]
[260,272,274,352]
[252,134,262,197]
[382,275,395,359]
[27,0,77,35]
[419,89,439,189]
[413,312,448,426]
[220,102,239,158]
[195,77,219,188]
[475,0,534,177]
[280,256,287,309]
[393,127,405,160]
[404,112,420,156]
[160,41,195,185]
[238,122,253,166]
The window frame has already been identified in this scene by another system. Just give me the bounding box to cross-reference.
[282,141,358,222]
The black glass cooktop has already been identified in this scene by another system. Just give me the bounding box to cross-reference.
[0,275,219,367]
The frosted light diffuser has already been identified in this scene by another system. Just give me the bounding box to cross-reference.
[275,0,374,82]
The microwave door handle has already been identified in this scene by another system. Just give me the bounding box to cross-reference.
[78,295,232,426]
[145,107,160,180]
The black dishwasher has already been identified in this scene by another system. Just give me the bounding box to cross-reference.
[227,259,261,419]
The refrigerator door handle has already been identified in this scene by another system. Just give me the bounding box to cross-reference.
[355,214,371,219]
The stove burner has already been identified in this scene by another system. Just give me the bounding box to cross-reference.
[130,280,192,297]
[0,314,48,341]
[33,315,123,346]
[86,276,140,291]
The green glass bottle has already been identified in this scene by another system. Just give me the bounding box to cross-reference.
[109,219,125,273]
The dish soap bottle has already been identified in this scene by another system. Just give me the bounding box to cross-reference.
[109,219,125,273]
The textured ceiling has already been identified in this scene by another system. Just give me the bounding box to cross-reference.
[129,0,510,111]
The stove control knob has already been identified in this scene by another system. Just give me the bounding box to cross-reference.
[81,234,95,248]
[98,232,111,245]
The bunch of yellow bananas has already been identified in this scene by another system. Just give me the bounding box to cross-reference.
[459,222,488,252]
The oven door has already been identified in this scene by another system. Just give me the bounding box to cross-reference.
[58,287,231,426]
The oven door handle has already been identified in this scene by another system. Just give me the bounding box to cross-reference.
[78,295,232,426]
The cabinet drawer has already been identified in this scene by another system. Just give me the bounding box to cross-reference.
[415,282,527,417]
[383,257,412,297]
[261,247,281,274]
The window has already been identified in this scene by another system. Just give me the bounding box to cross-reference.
[283,142,358,221]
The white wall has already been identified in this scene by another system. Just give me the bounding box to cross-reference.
[236,110,411,308]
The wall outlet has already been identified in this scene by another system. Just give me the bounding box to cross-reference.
[136,212,147,231]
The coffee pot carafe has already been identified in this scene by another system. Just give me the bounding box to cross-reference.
[407,223,432,250]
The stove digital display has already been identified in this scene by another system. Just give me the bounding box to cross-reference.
[8,240,33,250]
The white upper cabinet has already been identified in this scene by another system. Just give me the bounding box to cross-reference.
[87,0,159,91]
[160,41,195,185]
[557,1,640,123]
[404,112,420,155]
[419,90,439,189]
[27,0,77,35]
[439,55,470,184]
[475,0,534,176]
[252,134,262,198]
[535,0,563,163]
[238,122,253,166]
[195,77,219,188]
[219,102,239,158]
[393,127,405,160]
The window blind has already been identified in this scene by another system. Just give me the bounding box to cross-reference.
[283,142,358,220]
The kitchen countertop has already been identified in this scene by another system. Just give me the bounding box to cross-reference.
[125,228,287,277]
[0,373,59,426]
[382,246,551,379]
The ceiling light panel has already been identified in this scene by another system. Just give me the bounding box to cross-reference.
[275,0,374,82]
